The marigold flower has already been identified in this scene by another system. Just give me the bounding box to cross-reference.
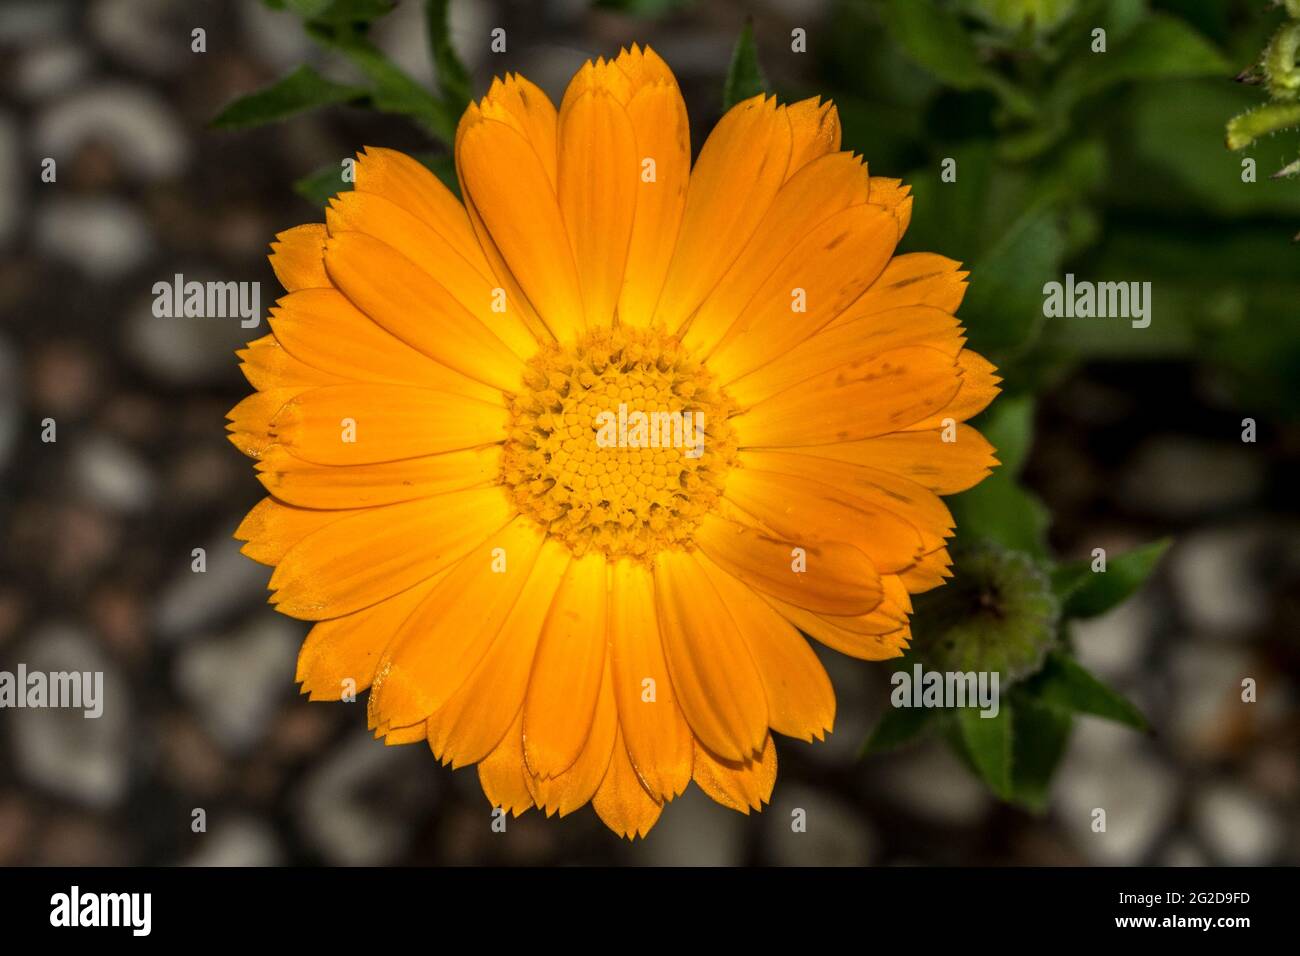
[228,44,1000,838]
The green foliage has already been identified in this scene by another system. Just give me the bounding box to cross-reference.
[949,398,1051,557]
[879,0,1035,117]
[211,65,367,130]
[1051,539,1171,619]
[957,703,1014,797]
[1024,652,1148,730]
[723,20,770,110]
[425,0,472,115]
[217,0,472,148]
[862,705,936,754]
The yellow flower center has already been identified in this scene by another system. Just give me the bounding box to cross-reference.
[502,326,738,559]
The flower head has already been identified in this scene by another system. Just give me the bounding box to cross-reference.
[229,45,1000,838]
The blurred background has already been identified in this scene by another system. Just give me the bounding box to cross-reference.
[0,0,1297,866]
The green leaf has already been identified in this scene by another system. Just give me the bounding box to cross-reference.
[723,20,769,111]
[956,700,1014,799]
[293,162,353,205]
[1008,692,1073,812]
[878,0,1034,118]
[862,703,935,755]
[960,204,1067,362]
[425,0,472,114]
[211,64,367,131]
[981,395,1034,477]
[1051,538,1171,619]
[949,399,1049,557]
[308,23,458,142]
[1057,12,1230,106]
[1026,652,1148,730]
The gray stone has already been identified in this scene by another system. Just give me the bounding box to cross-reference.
[183,817,284,867]
[15,42,90,100]
[877,740,993,827]
[637,786,745,866]
[1168,525,1269,635]
[35,197,153,280]
[1070,591,1154,682]
[89,0,187,74]
[0,1,73,43]
[154,531,273,640]
[174,615,301,753]
[1192,783,1284,865]
[237,0,313,72]
[36,83,188,181]
[1168,641,1254,759]
[764,783,876,865]
[70,432,156,513]
[1053,719,1179,864]
[9,625,131,809]
[124,290,256,386]
[295,731,438,866]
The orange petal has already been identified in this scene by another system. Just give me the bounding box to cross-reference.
[527,656,618,817]
[785,97,841,177]
[593,727,663,839]
[426,537,571,768]
[794,426,997,495]
[234,496,365,566]
[557,84,638,330]
[738,450,954,553]
[607,559,693,801]
[265,383,506,465]
[296,574,446,700]
[680,151,871,357]
[653,549,767,762]
[905,349,1001,429]
[367,517,546,730]
[830,251,967,327]
[611,47,690,328]
[759,590,912,661]
[353,146,492,278]
[693,733,777,813]
[723,467,925,573]
[269,289,503,403]
[268,487,515,620]
[269,223,329,292]
[695,554,835,742]
[522,551,608,778]
[732,345,962,447]
[324,231,525,393]
[693,513,883,616]
[478,709,533,817]
[456,108,586,343]
[325,189,538,361]
[705,203,899,384]
[725,304,963,409]
[654,95,792,330]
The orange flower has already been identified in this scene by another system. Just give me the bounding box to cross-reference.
[229,45,999,838]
